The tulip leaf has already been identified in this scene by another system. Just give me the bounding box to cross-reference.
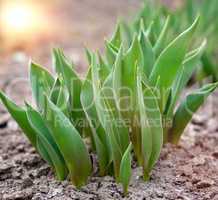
[45,97,92,188]
[91,54,124,180]
[52,48,84,126]
[105,40,118,66]
[81,68,110,175]
[136,68,152,176]
[153,16,170,56]
[26,104,68,180]
[123,35,144,89]
[149,17,199,111]
[119,143,132,196]
[49,78,61,104]
[166,40,207,116]
[110,23,122,48]
[0,91,37,147]
[170,82,218,144]
[97,52,110,83]
[36,137,54,167]
[139,30,155,77]
[30,62,54,112]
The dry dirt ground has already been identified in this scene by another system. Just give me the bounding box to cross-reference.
[0,0,218,199]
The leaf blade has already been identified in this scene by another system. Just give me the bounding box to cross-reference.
[170,82,218,144]
[26,104,68,180]
[0,91,37,147]
[119,143,132,195]
[45,97,92,188]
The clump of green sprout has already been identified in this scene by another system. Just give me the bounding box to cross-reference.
[0,15,217,194]
[129,0,218,82]
[169,0,218,82]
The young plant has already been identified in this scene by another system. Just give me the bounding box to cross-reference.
[176,0,218,82]
[131,0,218,81]
[0,55,92,188]
[0,15,217,194]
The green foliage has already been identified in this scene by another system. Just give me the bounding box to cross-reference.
[0,14,217,194]
[132,0,218,81]
[171,0,218,81]
[119,143,132,195]
[169,82,218,144]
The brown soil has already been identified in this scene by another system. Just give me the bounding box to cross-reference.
[1,90,218,200]
[0,0,218,199]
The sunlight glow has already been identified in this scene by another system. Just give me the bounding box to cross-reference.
[0,1,55,48]
[4,6,36,30]
[0,2,42,34]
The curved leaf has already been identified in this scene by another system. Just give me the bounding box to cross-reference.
[119,143,132,196]
[0,91,37,147]
[167,40,207,116]
[153,16,170,56]
[170,82,218,144]
[139,30,154,77]
[81,68,110,175]
[105,40,118,66]
[26,104,68,180]
[110,22,122,48]
[149,16,199,111]
[45,97,92,188]
[52,48,83,127]
[30,62,54,112]
[141,82,163,177]
[91,54,124,180]
[136,69,152,175]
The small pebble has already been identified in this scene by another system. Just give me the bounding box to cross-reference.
[196,179,214,189]
[22,177,33,189]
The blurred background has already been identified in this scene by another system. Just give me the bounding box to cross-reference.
[0,0,140,76]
